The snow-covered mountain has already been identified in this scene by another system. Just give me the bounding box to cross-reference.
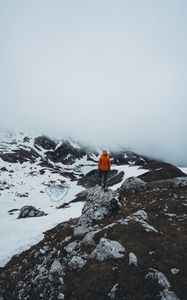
[0,131,186,300]
[0,131,152,266]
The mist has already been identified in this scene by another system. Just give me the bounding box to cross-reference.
[0,0,187,166]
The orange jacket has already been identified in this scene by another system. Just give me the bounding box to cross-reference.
[98,150,110,171]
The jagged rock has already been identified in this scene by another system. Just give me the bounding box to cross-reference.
[77,169,124,188]
[74,186,120,237]
[18,206,47,218]
[145,268,171,289]
[0,148,40,163]
[89,238,125,261]
[71,190,89,202]
[82,230,98,245]
[118,210,159,233]
[64,241,78,254]
[120,176,148,193]
[34,135,57,150]
[68,256,86,269]
[45,140,86,164]
[49,260,63,275]
[23,136,30,143]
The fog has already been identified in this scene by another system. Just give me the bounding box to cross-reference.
[0,1,187,165]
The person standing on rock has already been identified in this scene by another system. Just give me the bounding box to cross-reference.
[98,150,111,188]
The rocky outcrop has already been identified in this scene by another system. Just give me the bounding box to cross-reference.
[73,186,121,237]
[34,136,57,150]
[0,148,40,164]
[18,205,47,218]
[139,162,186,182]
[45,140,86,164]
[77,169,124,188]
[119,176,148,193]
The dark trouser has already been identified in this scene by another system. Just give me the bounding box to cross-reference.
[98,170,109,188]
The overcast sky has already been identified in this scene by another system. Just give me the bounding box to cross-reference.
[0,0,187,165]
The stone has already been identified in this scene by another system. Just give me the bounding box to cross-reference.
[49,260,63,275]
[18,206,47,219]
[68,256,86,269]
[89,238,125,261]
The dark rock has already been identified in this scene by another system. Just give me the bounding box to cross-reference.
[106,171,124,187]
[110,198,120,214]
[119,177,148,194]
[0,148,40,164]
[39,169,45,175]
[18,206,47,218]
[34,135,57,150]
[23,136,30,143]
[45,140,86,164]
[138,162,186,182]
[77,169,124,188]
[110,149,153,165]
[0,167,8,172]
[71,190,89,203]
[16,193,29,198]
[8,209,19,213]
[58,203,70,209]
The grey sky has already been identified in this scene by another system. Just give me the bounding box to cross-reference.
[0,1,187,165]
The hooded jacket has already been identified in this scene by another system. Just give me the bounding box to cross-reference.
[98,150,110,171]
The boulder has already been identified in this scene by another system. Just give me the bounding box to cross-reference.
[89,238,125,261]
[18,206,47,218]
[50,260,63,275]
[68,256,86,269]
[120,176,148,193]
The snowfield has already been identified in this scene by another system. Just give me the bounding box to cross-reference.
[0,158,85,267]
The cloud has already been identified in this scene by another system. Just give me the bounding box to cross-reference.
[0,0,187,165]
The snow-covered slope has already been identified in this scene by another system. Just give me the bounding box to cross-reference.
[0,131,148,267]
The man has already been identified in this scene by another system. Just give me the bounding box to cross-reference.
[98,150,111,188]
